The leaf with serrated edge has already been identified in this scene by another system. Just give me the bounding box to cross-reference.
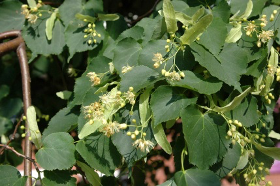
[0,1,24,33]
[36,132,75,170]
[163,0,178,33]
[152,122,172,154]
[181,106,228,169]
[0,165,27,186]
[77,161,101,186]
[27,106,42,149]
[151,86,197,126]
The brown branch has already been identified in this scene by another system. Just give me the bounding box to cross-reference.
[0,30,32,186]
[0,115,23,155]
[129,0,161,25]
[0,144,42,184]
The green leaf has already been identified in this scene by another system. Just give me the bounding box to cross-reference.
[191,43,248,91]
[198,17,227,55]
[212,1,231,23]
[239,0,253,19]
[138,40,173,73]
[22,18,65,57]
[269,130,280,140]
[168,70,223,95]
[175,12,192,26]
[120,66,160,92]
[261,47,278,95]
[158,178,177,186]
[0,85,9,101]
[0,116,13,136]
[112,109,155,167]
[0,1,24,33]
[225,96,259,127]
[213,144,241,178]
[70,56,110,107]
[180,14,213,45]
[76,132,122,175]
[78,120,103,139]
[98,13,119,21]
[76,161,101,186]
[152,123,172,154]
[272,0,280,4]
[56,91,72,100]
[251,0,267,17]
[0,165,27,186]
[213,87,252,112]
[174,169,220,186]
[45,10,57,40]
[181,106,229,169]
[42,107,79,140]
[65,20,104,61]
[27,106,42,149]
[236,150,249,169]
[139,88,152,128]
[27,0,36,8]
[36,132,76,170]
[0,142,24,167]
[59,0,82,27]
[42,170,76,186]
[225,23,242,43]
[0,98,23,118]
[163,0,178,33]
[75,13,97,23]
[254,142,280,160]
[192,8,205,22]
[151,86,197,126]
[113,38,142,75]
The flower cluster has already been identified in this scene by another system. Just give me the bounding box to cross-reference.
[87,72,101,86]
[162,70,185,81]
[243,11,277,47]
[100,121,127,137]
[21,1,43,24]
[83,23,101,45]
[152,53,164,68]
[133,139,154,152]
[123,87,136,105]
[122,65,133,74]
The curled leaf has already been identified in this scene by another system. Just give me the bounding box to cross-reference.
[225,23,242,43]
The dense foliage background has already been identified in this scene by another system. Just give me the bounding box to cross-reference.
[0,0,280,186]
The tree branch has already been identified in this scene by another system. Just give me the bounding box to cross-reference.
[0,144,42,184]
[0,114,23,155]
[0,30,32,186]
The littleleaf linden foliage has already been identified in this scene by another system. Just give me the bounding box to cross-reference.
[0,0,280,185]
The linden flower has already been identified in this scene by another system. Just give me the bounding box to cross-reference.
[258,30,274,43]
[244,22,257,36]
[133,139,154,152]
[27,14,38,24]
[83,102,104,120]
[122,65,133,74]
[169,71,181,81]
[123,90,135,105]
[87,72,101,86]
[152,53,164,68]
[100,121,120,137]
